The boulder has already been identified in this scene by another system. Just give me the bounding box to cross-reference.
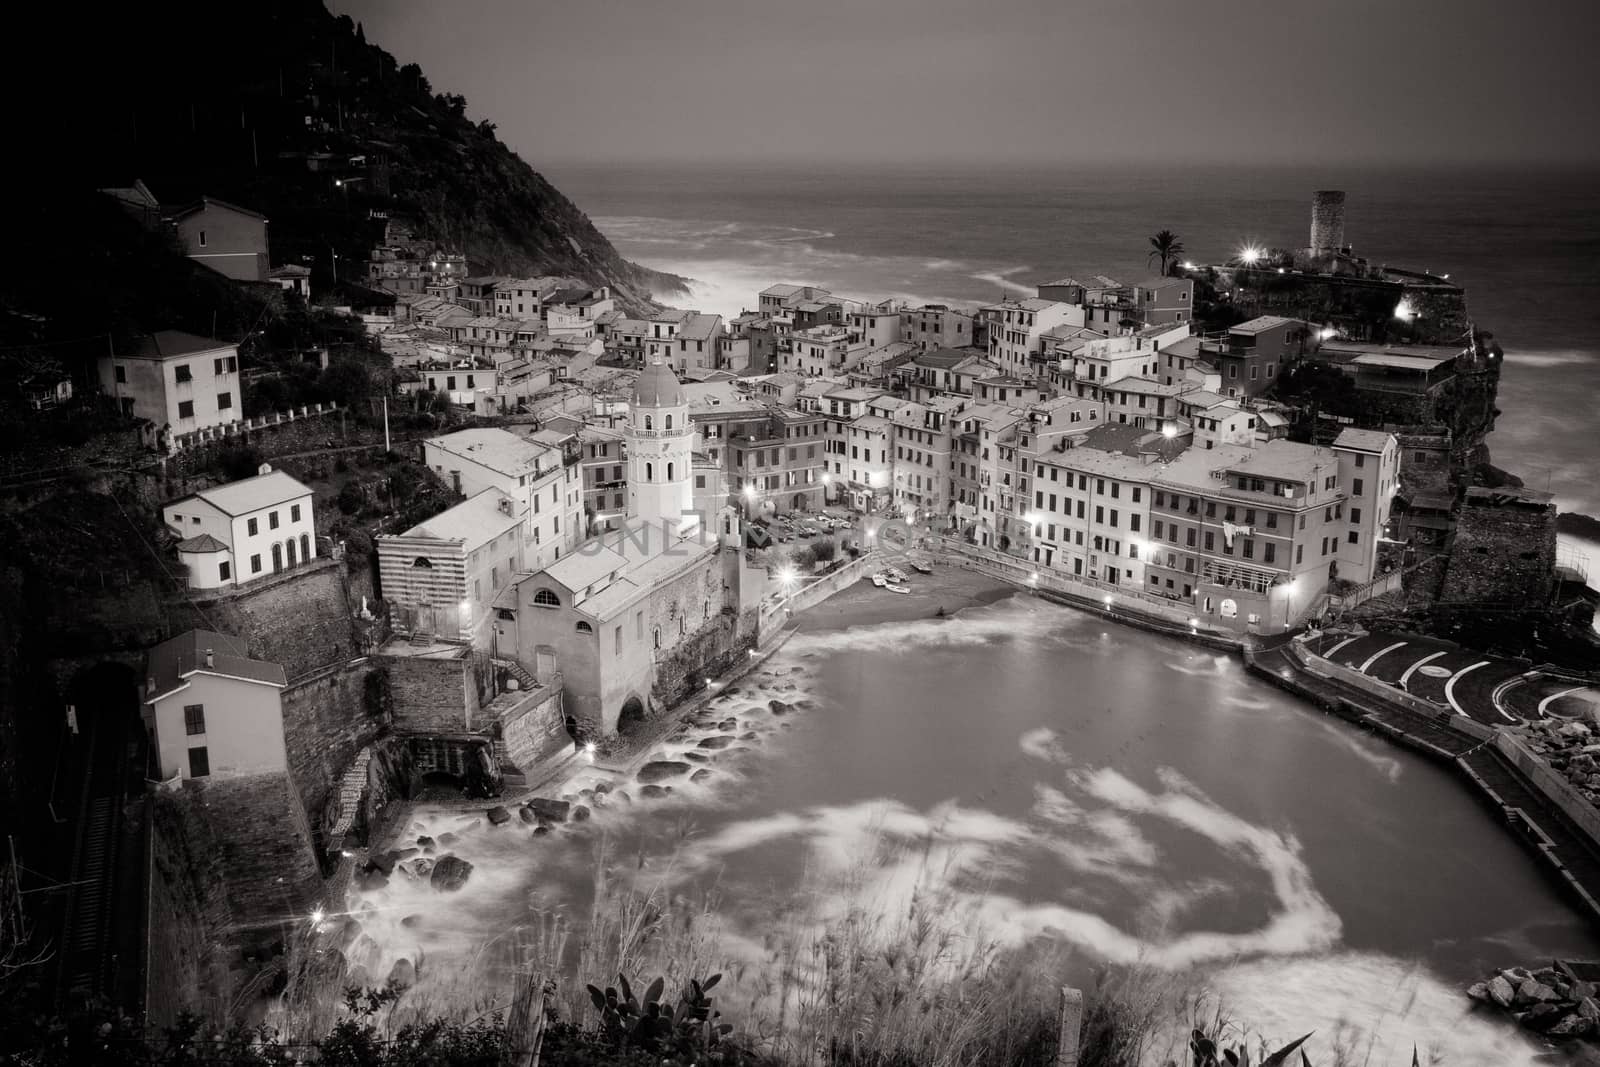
[1502,967,1533,985]
[398,857,434,880]
[518,806,538,824]
[416,835,435,851]
[437,832,458,846]
[430,855,473,892]
[1466,982,1490,1003]
[638,761,691,783]
[354,866,389,893]
[592,782,612,795]
[400,914,422,929]
[1488,976,1516,1008]
[640,784,670,799]
[717,718,738,732]
[691,769,712,783]
[768,700,792,716]
[387,958,416,991]
[338,918,363,948]
[683,751,710,763]
[532,825,550,836]
[613,790,632,805]
[572,805,591,822]
[741,731,758,741]
[527,798,571,823]
[487,806,512,826]
[1549,1014,1592,1038]
[698,736,735,750]
[1518,978,1560,1004]
[1522,1003,1563,1032]
[1578,997,1600,1022]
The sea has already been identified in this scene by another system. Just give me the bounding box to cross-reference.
[549,160,1600,580]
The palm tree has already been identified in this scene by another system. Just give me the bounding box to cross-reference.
[1147,230,1186,276]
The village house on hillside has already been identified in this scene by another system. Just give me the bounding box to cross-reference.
[142,629,289,782]
[99,330,242,439]
[161,468,316,590]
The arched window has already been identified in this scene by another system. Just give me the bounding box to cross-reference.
[412,557,433,568]
[653,627,661,649]
[679,616,685,635]
[300,533,311,562]
[667,462,674,481]
[271,542,283,571]
[532,588,561,607]
[645,462,653,481]
[644,414,653,430]
[575,621,594,634]
[665,414,673,430]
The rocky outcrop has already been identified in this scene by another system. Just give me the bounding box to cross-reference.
[429,855,473,892]
[637,761,690,783]
[1468,964,1598,1041]
[1516,721,1600,809]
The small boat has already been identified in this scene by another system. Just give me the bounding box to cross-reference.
[883,583,911,595]
[909,558,933,574]
[885,567,909,583]
[871,572,888,587]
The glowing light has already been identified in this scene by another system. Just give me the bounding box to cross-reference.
[1029,572,1039,583]
[1188,617,1199,627]
[777,566,799,590]
[1318,327,1338,341]
[822,474,831,484]
[584,742,596,755]
[334,179,343,187]
[1394,298,1418,321]
[1103,595,1114,607]
[310,907,324,927]
[1181,261,1197,271]
[1238,246,1265,265]
[1161,423,1177,440]
[742,485,758,500]
[458,600,471,618]
[1285,578,1299,593]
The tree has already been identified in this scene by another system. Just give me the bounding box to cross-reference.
[1147,230,1186,277]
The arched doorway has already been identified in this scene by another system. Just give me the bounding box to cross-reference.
[271,542,283,571]
[617,695,646,734]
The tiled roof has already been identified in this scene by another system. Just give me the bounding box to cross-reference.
[124,330,233,360]
[175,533,228,553]
[191,470,311,517]
[145,629,286,701]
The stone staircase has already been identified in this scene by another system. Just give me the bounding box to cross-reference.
[409,630,434,647]
[326,746,373,852]
[495,657,539,693]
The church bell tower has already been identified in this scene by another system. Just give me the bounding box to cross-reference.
[627,358,694,528]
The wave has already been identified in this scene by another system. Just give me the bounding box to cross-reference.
[1500,349,1594,368]
[969,265,1036,297]
[788,596,1082,656]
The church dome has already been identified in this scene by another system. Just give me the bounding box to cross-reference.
[632,358,684,408]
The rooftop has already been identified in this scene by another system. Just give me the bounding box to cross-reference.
[398,489,521,553]
[1035,443,1153,481]
[189,469,311,517]
[678,312,723,341]
[1332,427,1394,454]
[1229,315,1298,335]
[1229,439,1338,482]
[145,629,286,702]
[426,427,559,479]
[760,284,806,298]
[1351,352,1459,373]
[122,330,234,360]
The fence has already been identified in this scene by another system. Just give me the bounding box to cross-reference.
[167,402,341,453]
[1288,638,1498,742]
[1329,568,1404,611]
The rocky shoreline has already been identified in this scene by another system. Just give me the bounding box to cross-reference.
[1468,964,1599,1042]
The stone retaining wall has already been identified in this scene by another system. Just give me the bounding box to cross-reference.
[280,659,384,859]
[1495,731,1600,847]
[383,653,480,733]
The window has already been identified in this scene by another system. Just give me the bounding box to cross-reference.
[532,588,561,607]
[217,391,232,410]
[575,621,594,634]
[653,627,662,649]
[1352,478,1364,495]
[1204,531,1215,551]
[269,511,280,530]
[115,365,127,383]
[219,560,231,581]
[177,400,195,419]
[1348,531,1359,545]
[198,230,207,248]
[175,364,192,384]
[290,504,301,522]
[187,747,209,778]
[1264,543,1276,563]
[214,357,226,375]
[666,414,673,430]
[1350,507,1362,524]
[411,557,433,568]
[251,554,262,573]
[184,704,206,735]
[1296,545,1304,565]
[615,626,623,654]
[644,414,653,430]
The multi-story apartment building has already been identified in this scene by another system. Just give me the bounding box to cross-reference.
[982,298,1083,378]
[847,307,903,348]
[666,313,723,374]
[100,331,243,437]
[784,324,857,378]
[643,308,696,365]
[1331,427,1400,584]
[422,428,582,571]
[725,409,828,515]
[577,425,628,533]
[898,304,977,352]
[841,414,893,512]
[888,398,959,524]
[1027,446,1153,586]
[896,349,1001,403]
[1197,315,1310,398]
[1059,323,1190,397]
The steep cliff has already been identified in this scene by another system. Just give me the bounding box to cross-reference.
[32,0,683,315]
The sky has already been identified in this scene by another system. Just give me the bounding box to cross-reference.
[337,0,1600,168]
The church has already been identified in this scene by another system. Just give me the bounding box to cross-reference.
[492,359,766,737]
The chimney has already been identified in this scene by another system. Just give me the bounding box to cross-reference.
[204,648,215,668]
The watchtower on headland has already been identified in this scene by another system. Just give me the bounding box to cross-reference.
[1310,190,1347,256]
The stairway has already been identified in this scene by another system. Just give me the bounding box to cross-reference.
[327,747,374,851]
[495,658,539,693]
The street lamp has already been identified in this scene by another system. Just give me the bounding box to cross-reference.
[1281,577,1298,631]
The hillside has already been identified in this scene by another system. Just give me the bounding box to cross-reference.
[24,0,683,315]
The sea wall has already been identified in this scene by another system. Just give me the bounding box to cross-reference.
[651,612,758,711]
[280,659,386,858]
[199,558,363,680]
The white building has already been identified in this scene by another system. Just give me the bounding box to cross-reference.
[982,299,1083,378]
[422,428,582,571]
[100,331,242,437]
[376,488,525,643]
[162,467,316,589]
[1332,428,1400,584]
[142,629,288,782]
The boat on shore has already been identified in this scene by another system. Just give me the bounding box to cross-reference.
[909,557,933,574]
[872,571,911,593]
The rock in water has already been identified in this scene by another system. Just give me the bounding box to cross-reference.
[637,761,691,783]
[430,855,473,892]
[400,914,422,929]
[1523,1003,1563,1032]
[1488,976,1516,1008]
[768,700,791,716]
[518,806,537,824]
[526,798,571,822]
[592,782,612,795]
[487,806,512,826]
[416,835,435,851]
[1518,978,1560,1004]
[387,958,416,991]
[1466,982,1490,1003]
[640,784,670,799]
[532,825,550,836]
[437,832,458,846]
[683,751,710,763]
[572,805,591,821]
[697,736,735,750]
[353,866,389,892]
[1548,1014,1592,1037]
[691,769,712,783]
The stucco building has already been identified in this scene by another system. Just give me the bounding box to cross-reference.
[161,467,315,589]
[100,330,242,438]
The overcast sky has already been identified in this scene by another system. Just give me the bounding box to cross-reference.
[338,0,1600,168]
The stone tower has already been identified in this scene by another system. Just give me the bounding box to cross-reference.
[1310,190,1347,256]
[627,357,694,529]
